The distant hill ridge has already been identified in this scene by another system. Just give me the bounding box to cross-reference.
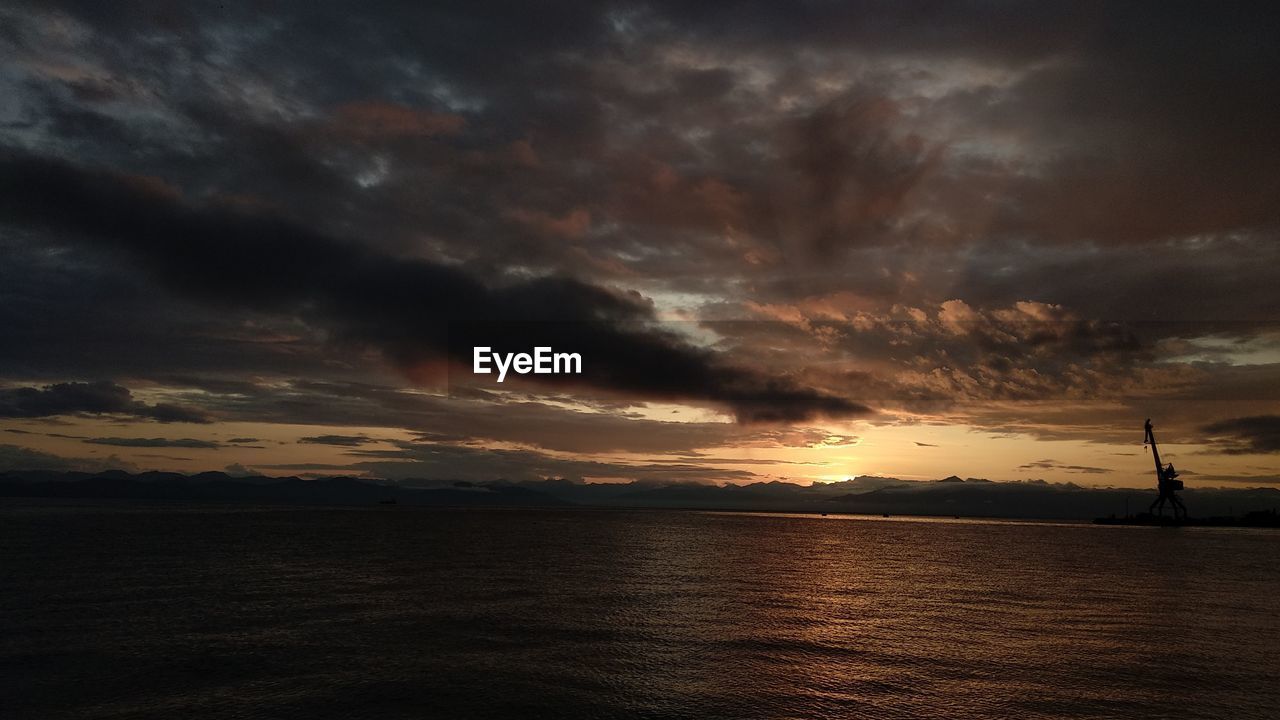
[2,470,1278,519]
[0,470,566,507]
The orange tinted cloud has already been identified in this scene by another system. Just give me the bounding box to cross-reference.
[506,207,592,239]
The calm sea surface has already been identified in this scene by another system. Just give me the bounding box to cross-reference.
[2,501,1278,719]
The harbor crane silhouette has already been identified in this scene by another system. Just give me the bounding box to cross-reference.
[1144,418,1186,519]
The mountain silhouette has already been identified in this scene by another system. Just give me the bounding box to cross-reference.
[4,470,1278,519]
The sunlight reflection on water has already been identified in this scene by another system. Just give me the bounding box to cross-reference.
[3,503,1278,719]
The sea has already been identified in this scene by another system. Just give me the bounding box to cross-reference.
[3,501,1278,719]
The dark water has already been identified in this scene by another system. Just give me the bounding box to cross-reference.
[2,502,1279,719]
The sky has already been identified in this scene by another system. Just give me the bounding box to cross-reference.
[1,1,1278,488]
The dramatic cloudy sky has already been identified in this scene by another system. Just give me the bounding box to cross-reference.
[2,1,1278,487]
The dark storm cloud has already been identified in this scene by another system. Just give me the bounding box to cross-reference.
[0,381,210,423]
[947,240,1280,324]
[298,435,377,447]
[779,95,943,256]
[1201,416,1280,455]
[142,403,213,424]
[3,0,1279,473]
[84,437,222,449]
[7,1,1277,303]
[1017,459,1111,475]
[959,15,1280,247]
[172,378,739,455]
[681,2,1280,249]
[600,3,1280,255]
[0,234,349,382]
[9,2,1280,259]
[0,151,866,423]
